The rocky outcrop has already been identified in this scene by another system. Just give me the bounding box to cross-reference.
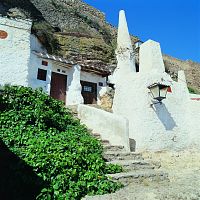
[163,54,200,93]
[0,0,138,65]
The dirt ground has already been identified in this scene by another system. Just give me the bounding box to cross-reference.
[84,149,200,200]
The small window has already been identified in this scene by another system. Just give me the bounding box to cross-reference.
[99,82,103,86]
[62,70,66,73]
[42,60,48,66]
[83,86,92,92]
[57,69,61,72]
[37,69,47,81]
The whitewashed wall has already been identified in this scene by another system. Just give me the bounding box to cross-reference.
[0,16,32,86]
[80,71,107,104]
[29,35,52,93]
[188,94,200,148]
[78,104,130,151]
[112,40,196,151]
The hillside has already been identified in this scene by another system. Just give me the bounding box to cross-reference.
[163,55,200,93]
[0,0,199,92]
[0,0,138,65]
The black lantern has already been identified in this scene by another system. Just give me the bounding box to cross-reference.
[148,83,170,103]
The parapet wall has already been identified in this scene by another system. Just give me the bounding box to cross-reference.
[78,104,130,151]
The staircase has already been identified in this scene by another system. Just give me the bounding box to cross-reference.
[67,106,168,186]
[92,132,168,186]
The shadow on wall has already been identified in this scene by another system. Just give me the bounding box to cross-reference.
[0,140,46,200]
[153,103,177,131]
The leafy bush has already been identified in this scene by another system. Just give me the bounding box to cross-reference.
[0,86,122,200]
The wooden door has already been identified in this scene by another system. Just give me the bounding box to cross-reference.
[50,72,67,103]
[81,81,97,104]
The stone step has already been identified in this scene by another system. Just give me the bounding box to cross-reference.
[107,160,155,171]
[101,139,110,145]
[107,169,168,186]
[103,145,125,152]
[103,151,144,161]
[91,133,101,139]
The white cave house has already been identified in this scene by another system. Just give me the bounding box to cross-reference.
[0,16,110,106]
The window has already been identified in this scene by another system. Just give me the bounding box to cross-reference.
[99,82,103,86]
[83,86,92,92]
[42,60,48,66]
[37,69,47,81]
[136,63,139,72]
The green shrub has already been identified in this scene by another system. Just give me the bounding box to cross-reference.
[0,86,122,200]
[188,86,200,94]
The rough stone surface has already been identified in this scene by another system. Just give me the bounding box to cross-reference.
[164,54,200,93]
[83,150,200,200]
[99,87,114,112]
[103,152,144,162]
[0,0,138,67]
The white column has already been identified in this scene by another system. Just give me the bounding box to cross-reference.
[67,64,84,105]
[112,10,136,84]
[139,39,165,74]
[178,70,189,96]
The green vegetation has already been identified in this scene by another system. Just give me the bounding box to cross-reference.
[32,21,60,54]
[188,86,200,94]
[0,86,122,200]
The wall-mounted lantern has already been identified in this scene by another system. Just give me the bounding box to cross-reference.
[148,83,170,104]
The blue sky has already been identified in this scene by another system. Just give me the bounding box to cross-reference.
[84,0,200,62]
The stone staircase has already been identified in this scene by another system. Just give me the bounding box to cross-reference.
[66,106,168,186]
[91,132,168,186]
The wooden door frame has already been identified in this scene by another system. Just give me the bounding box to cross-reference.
[50,72,67,104]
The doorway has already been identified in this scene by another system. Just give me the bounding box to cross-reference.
[81,81,97,104]
[50,72,67,104]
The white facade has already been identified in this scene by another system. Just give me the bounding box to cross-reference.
[29,35,51,93]
[0,16,107,106]
[78,104,130,151]
[112,10,200,151]
[0,17,32,86]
